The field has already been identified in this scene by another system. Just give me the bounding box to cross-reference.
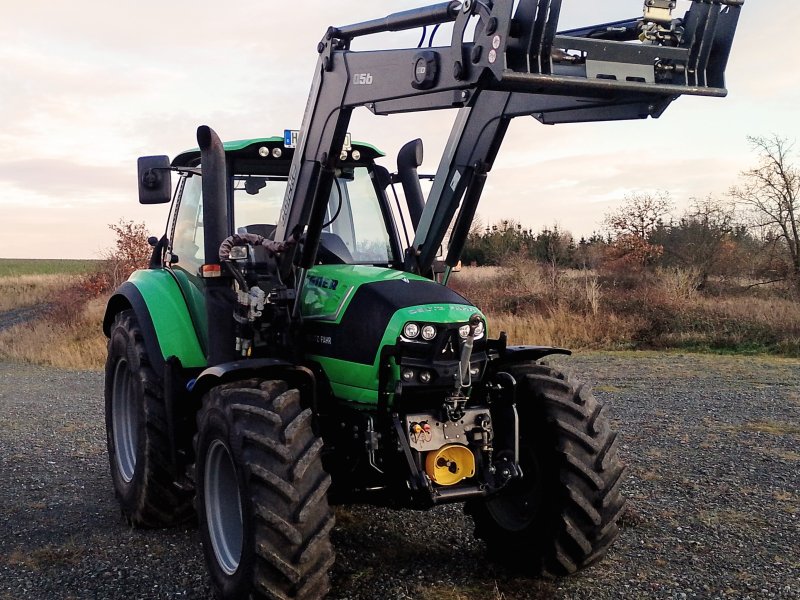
[2,259,800,371]
[0,258,99,278]
[0,259,106,370]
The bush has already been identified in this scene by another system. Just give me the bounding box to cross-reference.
[83,220,152,296]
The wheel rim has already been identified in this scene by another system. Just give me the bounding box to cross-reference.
[486,486,540,531]
[486,447,542,532]
[204,439,244,575]
[111,358,137,483]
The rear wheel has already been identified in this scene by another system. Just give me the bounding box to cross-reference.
[104,310,194,527]
[195,379,335,600]
[467,363,626,576]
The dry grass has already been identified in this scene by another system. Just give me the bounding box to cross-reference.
[4,258,800,370]
[451,263,800,355]
[764,449,800,462]
[716,420,800,437]
[414,580,555,600]
[697,508,770,529]
[489,308,640,349]
[655,266,702,302]
[698,295,800,328]
[0,274,75,312]
[0,295,107,370]
[453,264,639,349]
[738,421,800,436]
[4,539,85,570]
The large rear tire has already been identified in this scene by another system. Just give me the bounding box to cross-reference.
[195,379,335,600]
[467,362,626,576]
[104,310,194,527]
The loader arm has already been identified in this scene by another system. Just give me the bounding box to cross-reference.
[274,0,743,279]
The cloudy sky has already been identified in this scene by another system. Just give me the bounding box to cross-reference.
[1,1,795,259]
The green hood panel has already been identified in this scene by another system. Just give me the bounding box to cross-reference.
[126,270,206,367]
[301,265,483,404]
[300,265,432,323]
[308,302,483,405]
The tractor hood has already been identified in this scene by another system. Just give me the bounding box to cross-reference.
[300,265,484,403]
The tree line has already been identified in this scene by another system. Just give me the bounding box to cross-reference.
[462,135,800,294]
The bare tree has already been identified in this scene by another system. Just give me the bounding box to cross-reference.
[651,195,744,285]
[604,191,673,241]
[603,191,673,267]
[730,135,800,288]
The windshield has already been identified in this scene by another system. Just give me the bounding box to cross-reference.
[232,166,395,264]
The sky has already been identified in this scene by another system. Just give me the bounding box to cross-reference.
[0,0,796,259]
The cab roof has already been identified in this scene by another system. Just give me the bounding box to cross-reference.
[171,136,384,169]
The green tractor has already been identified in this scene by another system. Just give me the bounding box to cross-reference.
[103,1,742,598]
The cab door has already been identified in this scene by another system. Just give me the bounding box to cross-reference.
[166,174,209,353]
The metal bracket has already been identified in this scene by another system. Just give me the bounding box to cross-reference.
[644,0,676,24]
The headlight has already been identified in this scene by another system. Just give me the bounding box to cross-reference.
[421,325,437,340]
[403,322,420,339]
[459,321,485,339]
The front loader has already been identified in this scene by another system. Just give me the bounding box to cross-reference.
[103,1,743,598]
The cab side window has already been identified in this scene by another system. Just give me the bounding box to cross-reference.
[170,175,205,274]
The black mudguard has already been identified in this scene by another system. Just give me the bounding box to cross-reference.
[103,282,166,378]
[189,359,317,408]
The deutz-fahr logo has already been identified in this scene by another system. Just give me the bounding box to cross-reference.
[352,73,373,85]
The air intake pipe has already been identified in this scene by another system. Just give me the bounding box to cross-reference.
[397,139,425,229]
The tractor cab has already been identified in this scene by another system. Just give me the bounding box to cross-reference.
[165,135,398,269]
[139,135,418,361]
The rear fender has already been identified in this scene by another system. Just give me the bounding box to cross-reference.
[103,270,206,377]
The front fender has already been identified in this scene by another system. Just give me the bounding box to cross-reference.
[188,359,317,410]
[491,344,572,370]
[103,270,207,376]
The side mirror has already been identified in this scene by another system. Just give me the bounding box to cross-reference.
[137,155,172,204]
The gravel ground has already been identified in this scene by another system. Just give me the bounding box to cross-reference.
[0,353,798,600]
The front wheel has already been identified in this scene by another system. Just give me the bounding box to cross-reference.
[195,379,335,600]
[467,363,626,576]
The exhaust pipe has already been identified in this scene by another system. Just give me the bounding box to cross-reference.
[197,125,235,365]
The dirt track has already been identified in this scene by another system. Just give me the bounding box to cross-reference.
[0,353,798,599]
[0,306,46,332]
